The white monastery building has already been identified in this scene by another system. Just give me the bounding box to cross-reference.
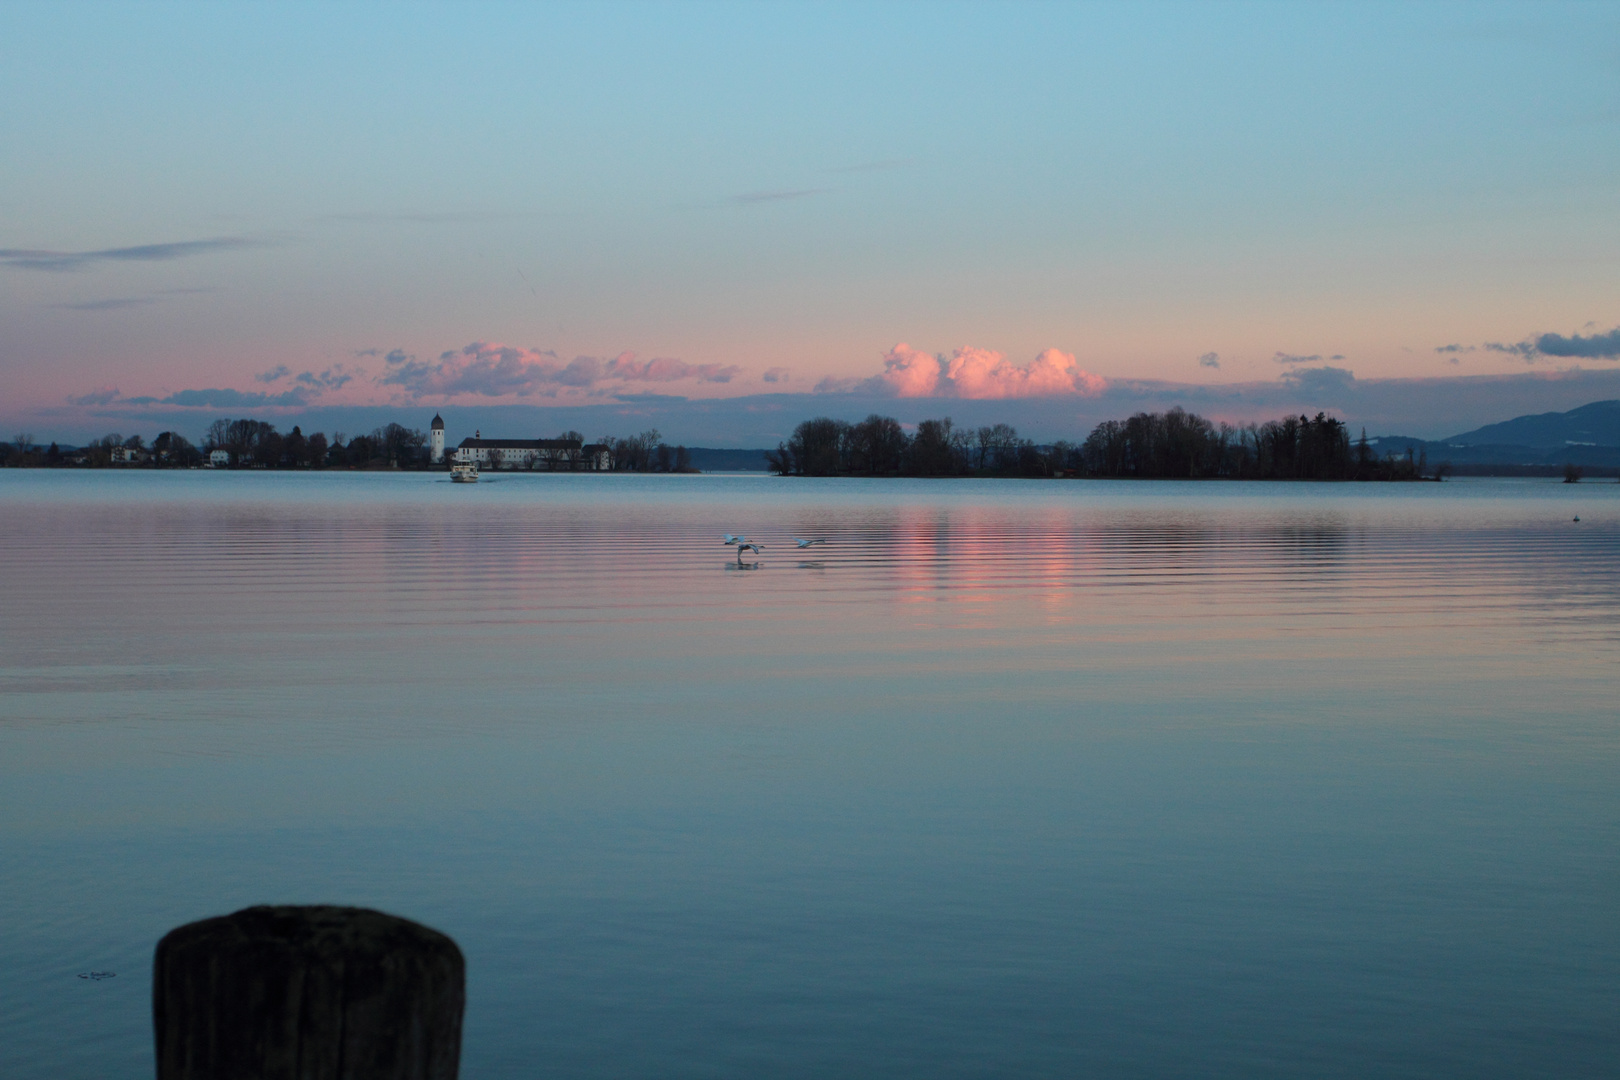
[439,416,611,471]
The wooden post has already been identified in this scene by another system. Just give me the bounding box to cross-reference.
[154,905,464,1080]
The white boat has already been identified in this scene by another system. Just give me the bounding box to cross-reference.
[450,463,479,483]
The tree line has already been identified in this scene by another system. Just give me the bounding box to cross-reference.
[595,429,696,472]
[203,419,434,469]
[768,416,1030,476]
[0,408,1461,478]
[1077,409,1438,479]
[768,408,1445,480]
[2,420,703,472]
[0,421,437,470]
[2,431,203,468]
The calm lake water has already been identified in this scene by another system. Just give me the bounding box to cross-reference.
[1,471,1616,1079]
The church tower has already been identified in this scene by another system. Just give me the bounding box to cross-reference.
[430,413,445,464]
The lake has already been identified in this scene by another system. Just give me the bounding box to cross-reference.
[1,471,1616,1078]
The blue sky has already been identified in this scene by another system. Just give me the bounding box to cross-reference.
[2,1,1618,442]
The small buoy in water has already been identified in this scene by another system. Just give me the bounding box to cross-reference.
[77,971,115,980]
[1573,516,1580,522]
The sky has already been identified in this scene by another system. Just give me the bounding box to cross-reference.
[2,1,1619,444]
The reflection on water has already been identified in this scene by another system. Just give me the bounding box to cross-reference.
[1,473,1617,1079]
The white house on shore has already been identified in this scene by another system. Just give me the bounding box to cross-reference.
[449,427,612,471]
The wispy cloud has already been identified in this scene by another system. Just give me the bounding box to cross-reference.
[316,210,538,224]
[296,366,354,390]
[605,354,740,384]
[49,285,218,311]
[158,387,311,408]
[72,386,313,409]
[66,363,359,411]
[379,341,742,399]
[258,364,354,391]
[763,367,790,383]
[51,297,156,311]
[1485,340,1539,359]
[1273,351,1343,365]
[731,189,827,204]
[0,237,259,272]
[1198,351,1221,369]
[829,158,913,173]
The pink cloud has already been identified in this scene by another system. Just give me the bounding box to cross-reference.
[946,346,1105,399]
[379,342,740,398]
[377,342,564,397]
[880,343,943,396]
[877,343,1106,399]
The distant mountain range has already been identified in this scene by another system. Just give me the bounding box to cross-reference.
[1444,399,1620,449]
[1371,399,1620,471]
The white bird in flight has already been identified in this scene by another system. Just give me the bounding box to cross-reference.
[794,537,826,549]
[723,534,746,545]
[736,542,764,560]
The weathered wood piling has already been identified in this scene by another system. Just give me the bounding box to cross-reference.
[153,905,464,1080]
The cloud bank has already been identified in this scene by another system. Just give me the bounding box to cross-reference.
[379,341,742,399]
[43,367,1620,448]
[70,387,314,409]
[1534,327,1620,359]
[1475,323,1620,362]
[1279,365,1357,395]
